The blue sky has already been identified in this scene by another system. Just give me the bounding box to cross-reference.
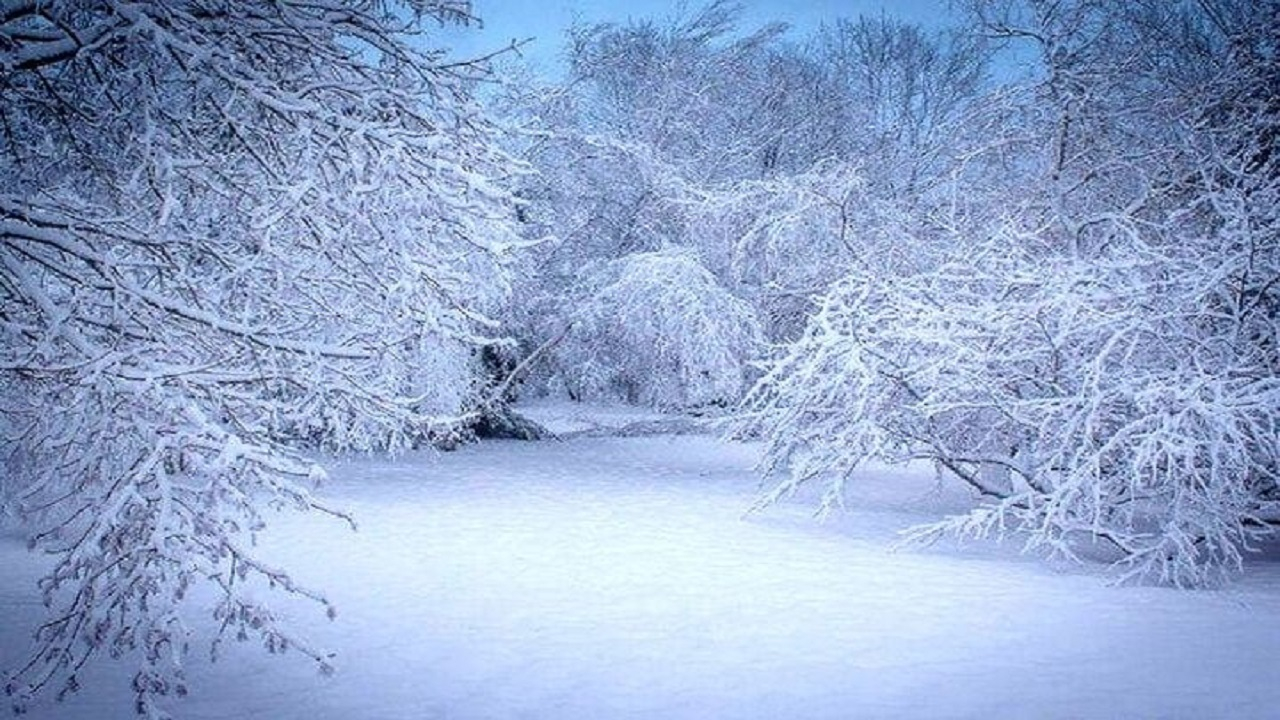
[438,0,962,74]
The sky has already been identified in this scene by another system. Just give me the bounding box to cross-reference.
[438,0,963,75]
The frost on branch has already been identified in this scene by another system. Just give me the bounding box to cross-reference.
[739,226,1278,585]
[688,160,935,341]
[737,0,1279,586]
[0,0,520,714]
[554,248,763,410]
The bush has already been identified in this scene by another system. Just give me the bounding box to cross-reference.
[555,248,763,409]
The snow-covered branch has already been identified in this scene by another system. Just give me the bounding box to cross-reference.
[1,0,523,714]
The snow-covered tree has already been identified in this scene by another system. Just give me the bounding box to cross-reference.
[688,160,938,341]
[505,3,989,407]
[552,248,762,409]
[1,0,521,714]
[808,15,990,199]
[738,0,1279,585]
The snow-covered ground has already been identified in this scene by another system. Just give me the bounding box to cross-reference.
[3,412,1279,719]
[516,397,705,435]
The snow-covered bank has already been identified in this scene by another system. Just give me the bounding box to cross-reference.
[3,434,1279,719]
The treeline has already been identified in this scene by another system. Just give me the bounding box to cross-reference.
[501,0,1279,586]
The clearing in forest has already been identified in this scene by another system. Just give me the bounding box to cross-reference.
[2,404,1278,719]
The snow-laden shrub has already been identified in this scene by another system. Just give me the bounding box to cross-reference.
[738,219,1279,585]
[734,0,1280,587]
[555,248,763,409]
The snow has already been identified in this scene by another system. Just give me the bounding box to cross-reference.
[516,397,683,434]
[3,413,1280,719]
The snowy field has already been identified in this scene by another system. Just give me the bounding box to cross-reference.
[3,415,1280,719]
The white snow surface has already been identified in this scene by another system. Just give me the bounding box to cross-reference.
[516,397,683,435]
[3,405,1280,719]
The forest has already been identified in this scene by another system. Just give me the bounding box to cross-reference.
[1,0,1277,717]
